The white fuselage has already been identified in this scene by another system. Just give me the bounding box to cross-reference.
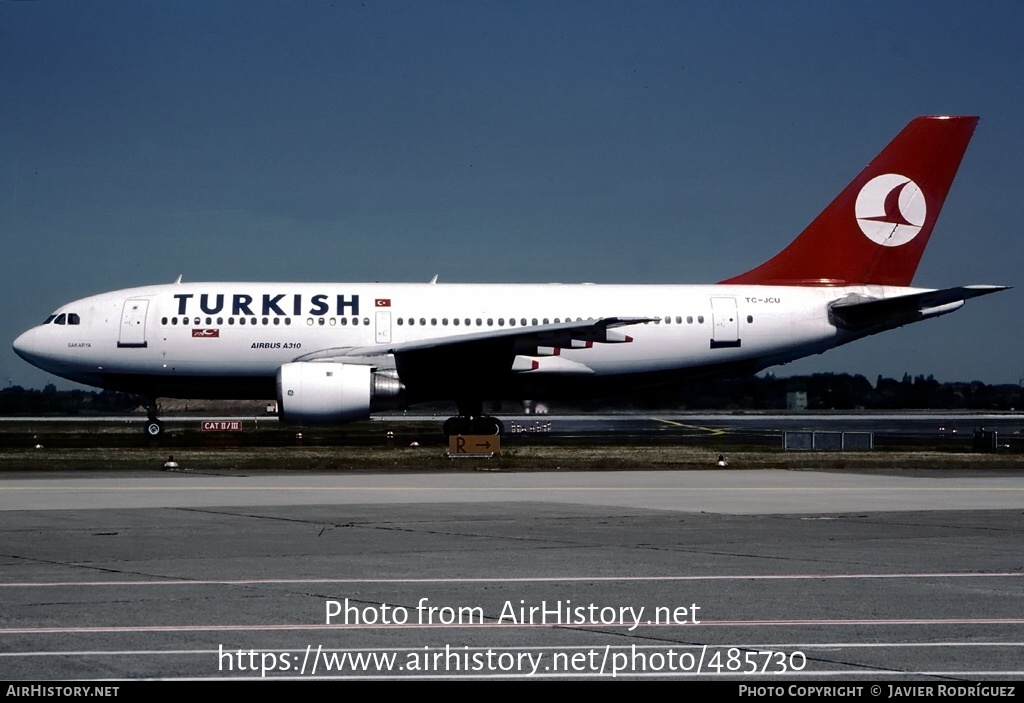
[12,280,914,401]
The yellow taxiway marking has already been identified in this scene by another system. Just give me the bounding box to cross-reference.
[653,418,728,435]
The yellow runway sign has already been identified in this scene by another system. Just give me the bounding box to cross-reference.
[448,435,500,456]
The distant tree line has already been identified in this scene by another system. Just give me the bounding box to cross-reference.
[618,373,1023,411]
[1,373,1022,415]
[0,385,146,416]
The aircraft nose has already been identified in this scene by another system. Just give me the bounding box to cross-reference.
[13,327,44,366]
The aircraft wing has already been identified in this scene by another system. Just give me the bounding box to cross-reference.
[828,285,1008,333]
[293,316,656,368]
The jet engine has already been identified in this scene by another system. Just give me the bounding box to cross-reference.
[276,362,405,423]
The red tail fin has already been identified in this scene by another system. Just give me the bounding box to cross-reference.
[721,116,978,287]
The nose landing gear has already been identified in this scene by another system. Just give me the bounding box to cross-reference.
[144,399,163,440]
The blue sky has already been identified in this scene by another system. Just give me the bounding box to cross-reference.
[3,1,1022,390]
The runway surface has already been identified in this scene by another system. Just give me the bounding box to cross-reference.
[2,467,1022,680]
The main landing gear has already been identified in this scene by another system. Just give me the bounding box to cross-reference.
[442,415,504,437]
[443,400,504,437]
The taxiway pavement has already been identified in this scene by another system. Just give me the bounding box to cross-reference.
[1,467,1022,680]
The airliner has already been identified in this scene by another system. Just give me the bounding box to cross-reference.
[12,116,1006,437]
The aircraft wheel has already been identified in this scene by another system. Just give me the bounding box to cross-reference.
[444,416,503,437]
[473,416,504,435]
[145,420,164,438]
[443,417,472,437]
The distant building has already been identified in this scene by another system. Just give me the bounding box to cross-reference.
[786,391,807,410]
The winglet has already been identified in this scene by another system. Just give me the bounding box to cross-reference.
[721,116,978,287]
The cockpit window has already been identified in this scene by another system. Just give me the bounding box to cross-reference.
[68,313,81,325]
[44,315,57,325]
[54,313,67,325]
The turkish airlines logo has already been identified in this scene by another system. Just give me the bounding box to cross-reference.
[192,329,220,338]
[855,173,927,247]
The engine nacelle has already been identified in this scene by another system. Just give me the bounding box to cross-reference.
[276,362,404,423]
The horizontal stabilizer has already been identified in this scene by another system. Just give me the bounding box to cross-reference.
[829,285,1007,332]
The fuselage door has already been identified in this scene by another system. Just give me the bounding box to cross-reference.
[710,297,741,349]
[118,299,149,348]
[375,311,392,344]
